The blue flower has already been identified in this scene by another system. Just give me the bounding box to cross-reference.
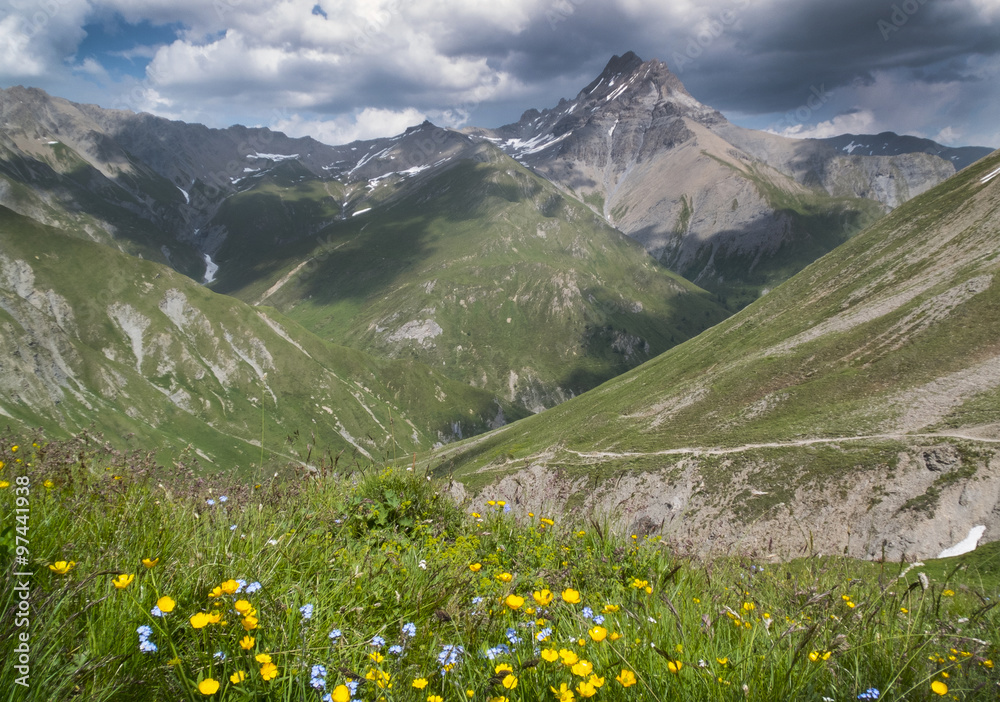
[388,645,403,655]
[219,495,228,502]
[150,606,164,617]
[370,635,385,648]
[346,680,359,695]
[206,498,215,506]
[235,579,246,592]
[136,625,153,639]
[858,688,880,700]
[581,606,594,621]
[245,581,262,594]
[214,650,226,662]
[471,596,484,604]
[300,603,314,620]
[505,627,523,644]
[139,639,158,653]
[593,614,605,625]
[536,627,553,642]
[437,644,464,670]
[230,524,237,531]
[310,664,327,690]
[484,644,511,659]
[402,622,416,638]
[329,628,342,641]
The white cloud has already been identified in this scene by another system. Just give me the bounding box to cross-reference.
[274,107,429,144]
[777,109,879,139]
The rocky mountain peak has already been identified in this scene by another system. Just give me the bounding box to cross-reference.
[580,51,645,94]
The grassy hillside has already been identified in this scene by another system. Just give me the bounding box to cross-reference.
[1,435,997,701]
[0,206,522,469]
[216,146,729,412]
[428,150,1000,559]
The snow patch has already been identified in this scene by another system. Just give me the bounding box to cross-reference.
[841,141,864,155]
[107,302,150,372]
[937,525,986,558]
[247,152,299,161]
[203,254,219,284]
[387,319,443,345]
[177,186,190,204]
[352,207,372,217]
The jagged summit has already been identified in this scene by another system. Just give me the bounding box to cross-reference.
[579,51,645,94]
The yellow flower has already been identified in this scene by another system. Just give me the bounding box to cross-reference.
[49,561,75,575]
[43,479,54,489]
[428,696,444,702]
[497,500,506,507]
[142,558,159,569]
[505,594,525,610]
[113,574,135,589]
[156,596,175,613]
[501,673,518,690]
[495,572,513,583]
[412,678,429,689]
[331,686,351,702]
[808,650,831,662]
[982,659,994,669]
[602,604,619,613]
[469,563,482,572]
[364,668,392,689]
[588,674,604,688]
[846,601,856,608]
[540,518,555,526]
[609,631,621,641]
[533,589,554,606]
[571,660,594,677]
[550,682,575,702]
[487,697,507,702]
[645,586,653,594]
[931,680,948,695]
[190,612,212,629]
[208,586,223,598]
[667,660,683,674]
[242,615,259,631]
[631,578,648,589]
[220,579,239,594]
[240,635,255,650]
[466,690,475,698]
[370,651,385,663]
[742,601,755,612]
[561,588,581,604]
[942,589,955,597]
[559,649,579,666]
[255,653,271,663]
[230,671,246,684]
[541,648,559,662]
[11,445,18,452]
[260,662,278,681]
[588,626,607,642]
[616,669,637,687]
[576,680,597,698]
[487,500,496,506]
[234,599,253,614]
[495,663,513,674]
[198,678,219,695]
[717,657,729,666]
[0,481,9,489]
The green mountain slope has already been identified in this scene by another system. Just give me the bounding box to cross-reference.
[0,206,521,468]
[216,144,729,412]
[432,150,1000,560]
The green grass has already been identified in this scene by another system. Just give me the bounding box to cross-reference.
[1,434,998,701]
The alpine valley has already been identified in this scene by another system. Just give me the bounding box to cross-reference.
[1,53,997,556]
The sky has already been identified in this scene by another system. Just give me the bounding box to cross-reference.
[1,0,998,147]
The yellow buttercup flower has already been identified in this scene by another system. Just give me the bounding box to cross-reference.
[428,696,444,702]
[571,659,594,677]
[561,588,581,604]
[370,651,385,663]
[550,683,575,702]
[259,662,278,681]
[198,678,219,695]
[230,671,246,684]
[190,612,212,629]
[496,572,513,583]
[602,604,619,613]
[541,648,559,662]
[616,669,637,687]
[533,589,554,606]
[501,674,518,690]
[113,574,135,589]
[495,663,513,674]
[49,561,75,575]
[240,635,255,650]
[588,674,604,688]
[234,599,253,614]
[331,686,351,702]
[667,660,683,674]
[43,479,54,489]
[255,653,272,664]
[505,594,525,610]
[931,680,948,695]
[540,518,555,526]
[220,579,239,594]
[0,481,9,489]
[558,649,579,666]
[588,626,607,642]
[208,586,223,598]
[156,596,175,612]
[942,589,955,597]
[242,615,259,631]
[142,557,159,569]
[412,678,429,689]
[576,680,597,698]
[469,563,482,572]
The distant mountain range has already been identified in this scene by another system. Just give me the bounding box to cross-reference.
[0,52,995,470]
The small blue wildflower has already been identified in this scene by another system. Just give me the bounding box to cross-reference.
[471,596,484,605]
[505,627,523,644]
[310,664,327,690]
[402,622,416,638]
[321,695,332,702]
[300,603,314,620]
[329,628,342,641]
[206,498,215,506]
[593,614,605,625]
[230,524,237,531]
[139,639,158,653]
[437,643,464,669]
[536,627,553,642]
[581,606,594,621]
[503,504,511,513]
[219,495,228,502]
[214,650,226,662]
[858,689,880,701]
[150,606,164,617]
[136,625,152,639]
[371,635,385,648]
[346,680,359,695]
[484,644,511,660]
[245,581,262,594]
[235,579,246,593]
[388,644,403,655]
